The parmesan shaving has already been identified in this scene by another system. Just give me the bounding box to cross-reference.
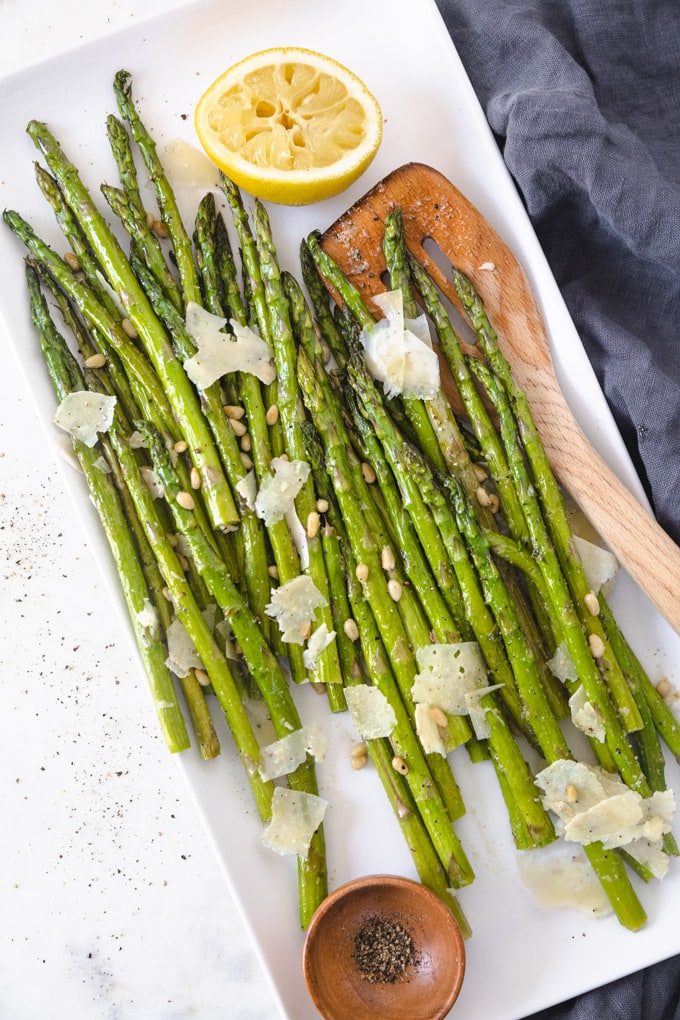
[345,685,397,739]
[285,503,309,570]
[265,575,327,644]
[535,759,675,852]
[140,465,164,499]
[136,599,160,639]
[262,787,328,858]
[302,623,336,672]
[465,683,503,740]
[53,391,116,447]
[184,302,276,389]
[412,642,488,714]
[235,469,257,511]
[573,535,619,594]
[361,289,440,400]
[414,703,447,756]
[569,685,606,742]
[165,617,203,678]
[255,457,311,527]
[259,723,328,781]
[546,641,579,684]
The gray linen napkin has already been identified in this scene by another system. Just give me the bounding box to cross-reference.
[433,1,680,1016]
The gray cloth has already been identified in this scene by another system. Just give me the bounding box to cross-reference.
[434,0,680,546]
[433,1,680,1017]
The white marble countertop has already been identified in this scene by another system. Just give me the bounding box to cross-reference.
[0,3,281,1018]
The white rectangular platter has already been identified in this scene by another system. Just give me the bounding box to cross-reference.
[1,1,679,1017]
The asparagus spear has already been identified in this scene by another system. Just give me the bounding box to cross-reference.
[26,119,238,532]
[25,263,190,754]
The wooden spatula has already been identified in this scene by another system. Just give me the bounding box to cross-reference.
[319,162,680,637]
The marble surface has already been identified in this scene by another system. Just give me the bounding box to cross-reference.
[0,3,281,1018]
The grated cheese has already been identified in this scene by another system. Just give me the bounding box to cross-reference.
[53,391,116,448]
[184,302,276,390]
[262,787,328,859]
[264,575,327,645]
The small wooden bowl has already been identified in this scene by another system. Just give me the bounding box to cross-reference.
[302,875,466,1019]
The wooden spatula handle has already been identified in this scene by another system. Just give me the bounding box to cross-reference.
[534,366,680,634]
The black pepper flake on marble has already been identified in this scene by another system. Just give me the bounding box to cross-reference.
[351,914,417,984]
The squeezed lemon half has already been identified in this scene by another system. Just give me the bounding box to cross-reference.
[194,46,383,206]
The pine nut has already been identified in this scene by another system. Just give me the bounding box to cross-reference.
[487,493,500,514]
[240,452,253,470]
[428,706,448,728]
[391,756,409,776]
[343,618,360,642]
[361,462,376,484]
[565,783,578,803]
[190,467,201,490]
[174,440,188,453]
[195,668,210,687]
[228,416,247,437]
[84,352,107,369]
[387,579,403,602]
[316,498,329,514]
[121,317,138,338]
[223,404,245,420]
[381,545,396,572]
[63,251,81,272]
[588,633,605,659]
[472,463,488,482]
[267,564,279,580]
[355,562,369,584]
[584,592,600,616]
[476,485,491,507]
[656,678,672,699]
[306,511,321,539]
[350,742,367,761]
[153,218,169,238]
[176,490,195,510]
[265,404,279,426]
[240,433,252,453]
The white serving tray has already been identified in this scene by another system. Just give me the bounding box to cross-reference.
[1,1,679,1017]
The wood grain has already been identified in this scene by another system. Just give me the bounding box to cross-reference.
[320,163,680,637]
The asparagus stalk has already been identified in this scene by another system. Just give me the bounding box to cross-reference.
[25,263,190,754]
[26,119,238,532]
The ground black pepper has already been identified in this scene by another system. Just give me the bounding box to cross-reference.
[351,914,417,984]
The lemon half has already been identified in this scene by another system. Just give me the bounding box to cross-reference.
[194,46,383,206]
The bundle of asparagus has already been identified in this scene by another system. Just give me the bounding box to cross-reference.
[4,69,679,938]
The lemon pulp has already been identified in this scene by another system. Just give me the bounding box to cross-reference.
[194,47,383,205]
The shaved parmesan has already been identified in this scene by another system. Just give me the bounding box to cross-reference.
[262,787,328,858]
[136,599,160,639]
[53,391,116,447]
[285,503,309,570]
[546,641,578,684]
[255,457,311,527]
[569,685,606,742]
[465,683,503,740]
[414,703,447,756]
[573,535,619,594]
[235,469,257,511]
[518,842,613,918]
[165,617,203,677]
[259,723,328,781]
[345,685,397,739]
[412,642,488,714]
[140,465,164,499]
[361,289,440,400]
[303,624,336,672]
[535,759,675,852]
[265,575,327,644]
[184,302,276,389]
